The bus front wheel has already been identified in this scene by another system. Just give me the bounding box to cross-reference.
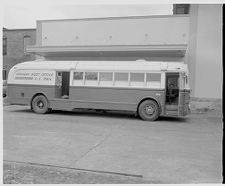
[32,95,49,114]
[138,100,159,121]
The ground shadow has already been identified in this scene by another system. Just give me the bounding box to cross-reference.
[157,116,188,122]
[6,108,33,113]
[51,109,138,120]
[7,107,188,122]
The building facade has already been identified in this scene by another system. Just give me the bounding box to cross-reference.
[5,4,222,99]
[28,14,189,62]
[2,28,36,80]
[173,4,222,99]
[187,4,222,99]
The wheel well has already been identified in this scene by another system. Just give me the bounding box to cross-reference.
[137,97,161,114]
[30,93,48,108]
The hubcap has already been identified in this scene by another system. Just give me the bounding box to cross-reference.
[145,105,154,115]
[37,101,44,109]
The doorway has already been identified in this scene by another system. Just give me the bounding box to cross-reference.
[61,72,70,98]
[166,73,179,105]
[55,71,70,99]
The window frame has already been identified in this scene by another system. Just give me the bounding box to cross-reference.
[3,69,7,80]
[70,70,164,89]
[114,72,129,82]
[114,72,129,87]
[99,72,113,82]
[129,72,145,87]
[84,71,98,86]
[146,73,161,82]
[73,72,84,80]
[85,72,98,81]
[3,37,7,56]
[146,72,162,89]
[99,72,113,86]
[23,35,31,55]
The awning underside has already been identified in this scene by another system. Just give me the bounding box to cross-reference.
[26,44,187,57]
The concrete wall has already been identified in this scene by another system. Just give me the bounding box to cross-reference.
[188,4,222,99]
[33,7,222,99]
[38,15,189,46]
[186,5,198,97]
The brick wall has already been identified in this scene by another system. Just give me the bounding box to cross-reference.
[3,29,36,79]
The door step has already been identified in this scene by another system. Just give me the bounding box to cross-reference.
[165,105,178,111]
[61,95,69,99]
[165,110,178,116]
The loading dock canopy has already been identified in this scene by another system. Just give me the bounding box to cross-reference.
[26,44,187,57]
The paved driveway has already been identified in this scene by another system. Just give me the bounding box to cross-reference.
[3,105,223,183]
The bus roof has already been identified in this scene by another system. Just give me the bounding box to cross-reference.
[11,60,188,72]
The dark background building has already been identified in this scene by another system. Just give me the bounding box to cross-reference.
[2,28,36,80]
[173,4,190,14]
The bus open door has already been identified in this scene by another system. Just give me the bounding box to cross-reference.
[55,71,70,99]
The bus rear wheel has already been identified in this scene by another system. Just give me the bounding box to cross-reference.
[32,95,49,114]
[138,100,159,121]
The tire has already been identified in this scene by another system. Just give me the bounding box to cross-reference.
[32,95,49,114]
[138,100,160,121]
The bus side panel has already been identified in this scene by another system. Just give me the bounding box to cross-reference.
[69,86,166,114]
[7,84,56,106]
[178,89,191,116]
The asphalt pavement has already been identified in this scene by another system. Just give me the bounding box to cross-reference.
[3,104,223,183]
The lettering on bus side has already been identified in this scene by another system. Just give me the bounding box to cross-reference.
[14,70,55,85]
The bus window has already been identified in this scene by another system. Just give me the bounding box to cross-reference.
[146,73,161,88]
[73,72,84,86]
[99,72,113,86]
[74,72,83,80]
[130,73,144,87]
[56,72,62,86]
[114,72,128,86]
[85,72,98,86]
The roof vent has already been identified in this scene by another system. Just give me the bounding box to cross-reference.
[136,59,146,62]
[160,63,168,71]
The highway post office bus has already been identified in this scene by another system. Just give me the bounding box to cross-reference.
[7,60,190,121]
